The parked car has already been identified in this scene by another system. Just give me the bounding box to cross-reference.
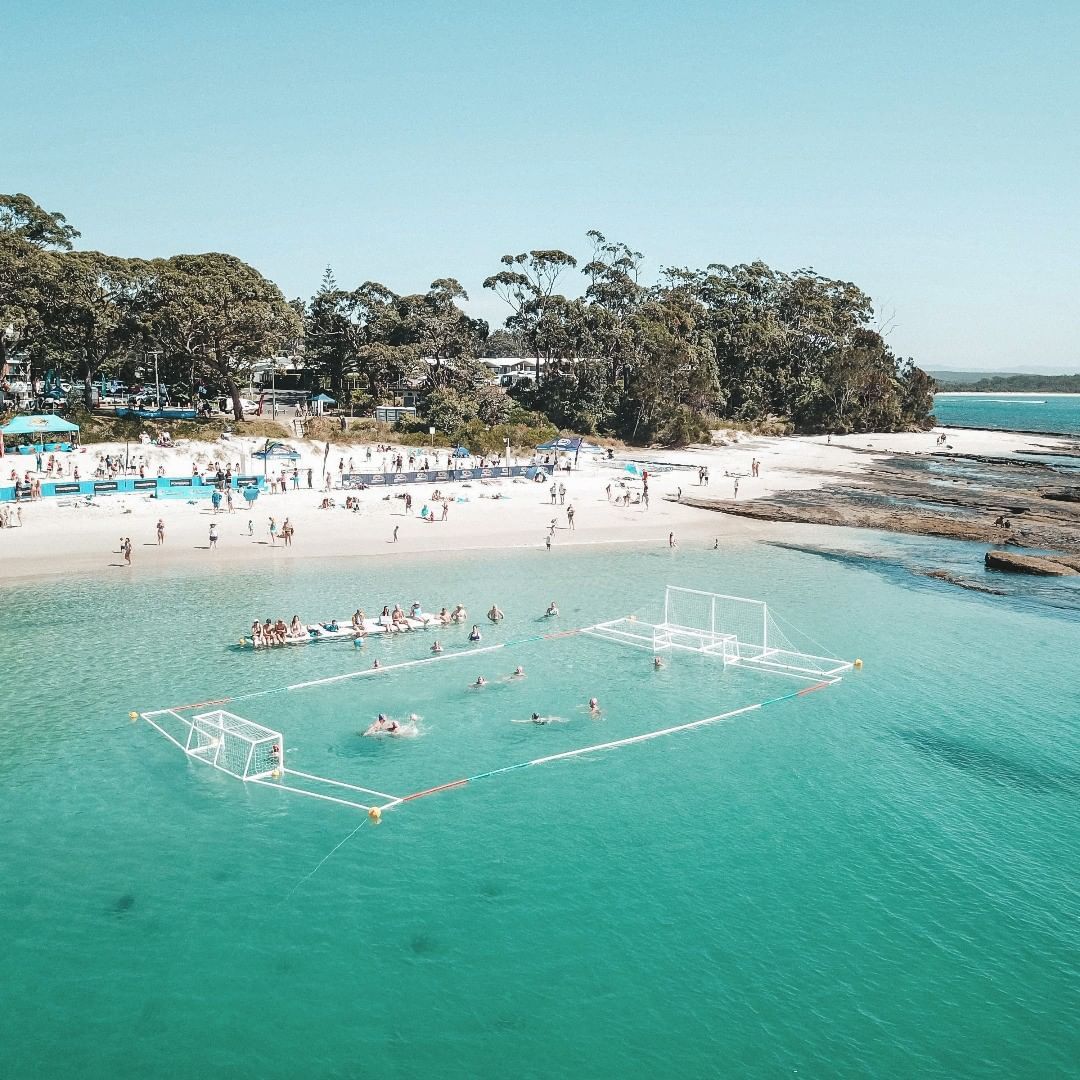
[217,395,261,416]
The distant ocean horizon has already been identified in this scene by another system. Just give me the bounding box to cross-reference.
[933,392,1080,435]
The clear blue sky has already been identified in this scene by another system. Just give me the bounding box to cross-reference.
[4,0,1077,371]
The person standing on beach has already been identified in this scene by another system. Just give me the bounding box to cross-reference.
[566,504,575,530]
[550,483,557,505]
[307,468,313,488]
[292,468,300,490]
[282,518,293,547]
[269,517,277,545]
[393,525,399,542]
[209,523,218,550]
[642,489,649,510]
[558,483,566,505]
[123,537,132,564]
[733,477,739,499]
[156,519,165,545]
[248,519,254,537]
[669,532,677,549]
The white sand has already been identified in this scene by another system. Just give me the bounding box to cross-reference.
[0,426,1071,583]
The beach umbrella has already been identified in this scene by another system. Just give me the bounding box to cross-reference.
[624,462,640,476]
[242,485,259,505]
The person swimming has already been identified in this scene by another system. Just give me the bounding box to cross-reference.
[438,606,451,625]
[512,665,525,677]
[451,604,467,623]
[653,656,665,669]
[469,624,482,642]
[588,697,601,716]
[431,640,443,653]
[372,659,381,669]
[546,601,559,617]
[473,675,487,688]
[487,604,505,622]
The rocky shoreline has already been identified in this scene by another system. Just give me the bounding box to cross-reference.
[679,449,1080,583]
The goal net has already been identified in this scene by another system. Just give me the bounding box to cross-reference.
[662,587,767,661]
[186,710,283,780]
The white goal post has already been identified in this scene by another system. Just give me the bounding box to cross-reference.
[583,585,852,680]
[186,710,283,780]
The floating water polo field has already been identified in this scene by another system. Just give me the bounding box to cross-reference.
[138,587,857,819]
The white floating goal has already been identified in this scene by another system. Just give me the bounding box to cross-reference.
[185,710,283,780]
[584,585,852,681]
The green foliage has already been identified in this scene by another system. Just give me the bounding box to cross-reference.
[935,373,1080,392]
[1,197,934,442]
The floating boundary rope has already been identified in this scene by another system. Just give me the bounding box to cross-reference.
[379,682,834,811]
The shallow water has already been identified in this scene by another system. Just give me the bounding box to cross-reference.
[2,543,1078,1079]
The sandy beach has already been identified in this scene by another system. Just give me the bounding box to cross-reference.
[0,426,1071,583]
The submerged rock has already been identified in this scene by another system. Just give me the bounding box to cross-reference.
[920,569,1007,595]
[984,551,1080,576]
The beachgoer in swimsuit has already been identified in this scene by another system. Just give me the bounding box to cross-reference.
[653,656,665,669]
[451,604,466,623]
[588,697,600,716]
[431,640,443,653]
[469,625,482,642]
[546,601,559,617]
[487,604,504,622]
[473,676,487,687]
[439,607,451,625]
[290,615,303,637]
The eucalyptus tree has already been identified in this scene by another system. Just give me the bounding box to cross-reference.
[49,252,155,406]
[483,249,577,384]
[149,253,301,419]
[397,278,488,391]
[0,194,79,378]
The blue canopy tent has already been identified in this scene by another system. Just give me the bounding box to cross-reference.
[452,446,471,458]
[0,414,80,456]
[311,392,336,417]
[252,440,301,461]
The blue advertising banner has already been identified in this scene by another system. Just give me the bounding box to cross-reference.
[340,464,550,488]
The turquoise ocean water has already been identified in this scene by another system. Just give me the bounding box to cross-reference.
[934,393,1080,435]
[2,540,1078,1078]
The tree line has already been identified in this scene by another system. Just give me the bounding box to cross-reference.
[1,194,933,439]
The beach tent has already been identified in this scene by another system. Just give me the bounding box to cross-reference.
[452,446,470,458]
[536,436,583,452]
[252,440,301,461]
[0,414,80,457]
[311,392,335,417]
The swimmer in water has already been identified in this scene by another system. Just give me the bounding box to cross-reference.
[653,656,665,669]
[469,624,482,642]
[545,601,559,617]
[512,665,525,677]
[487,604,504,622]
[473,675,487,688]
[431,640,443,653]
[530,713,548,725]
[588,697,601,716]
[372,659,381,669]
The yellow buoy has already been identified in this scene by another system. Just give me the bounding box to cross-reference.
[368,807,382,824]
[129,711,139,720]
[854,658,863,669]
[271,768,281,780]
